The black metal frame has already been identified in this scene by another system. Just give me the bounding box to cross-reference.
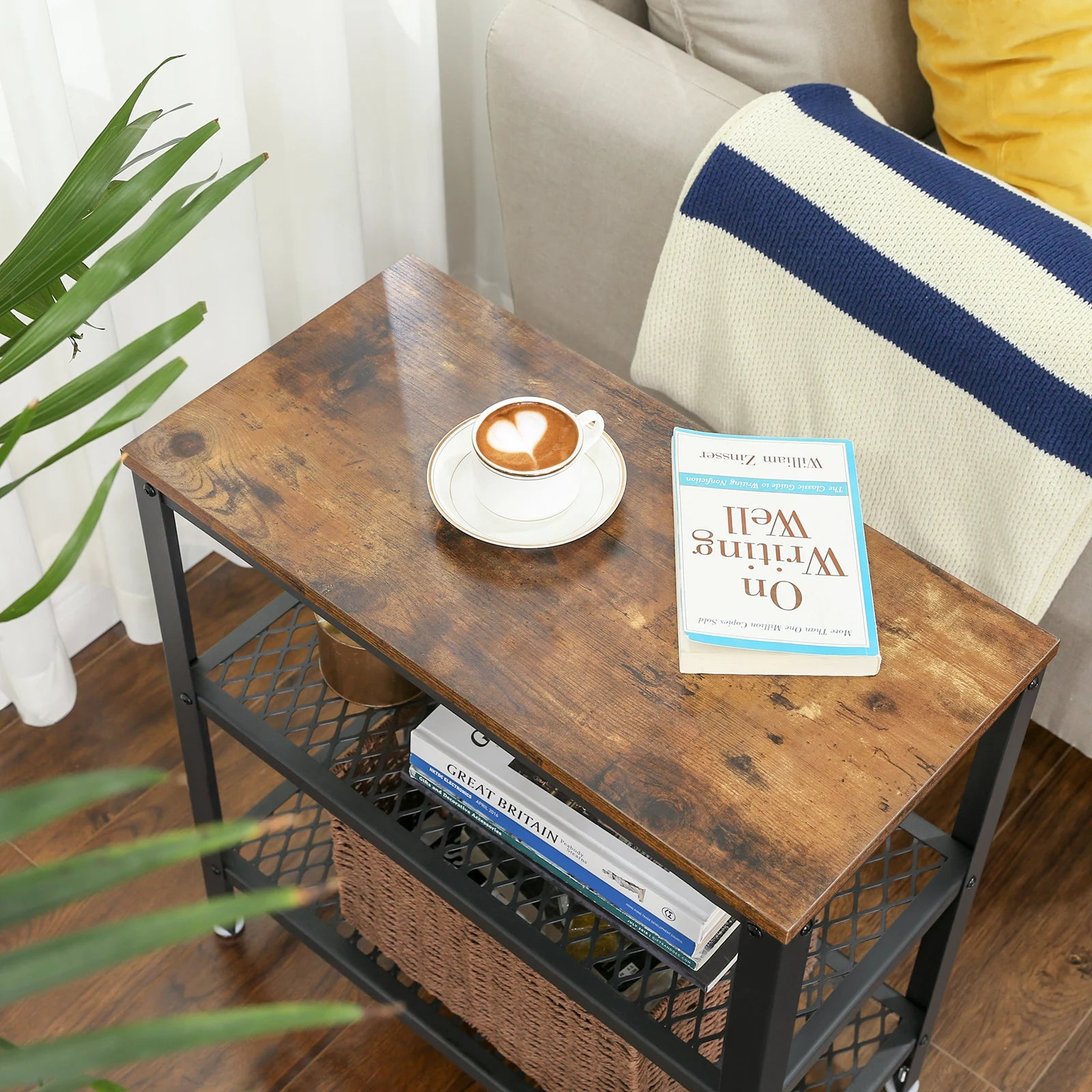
[134,473,1043,1092]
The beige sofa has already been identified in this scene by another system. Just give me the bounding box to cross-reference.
[486,0,1091,756]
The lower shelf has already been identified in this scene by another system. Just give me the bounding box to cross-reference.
[228,782,921,1092]
[200,595,950,1091]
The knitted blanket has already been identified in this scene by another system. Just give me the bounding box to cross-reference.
[632,84,1092,622]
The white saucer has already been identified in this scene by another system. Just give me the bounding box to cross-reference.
[427,418,626,549]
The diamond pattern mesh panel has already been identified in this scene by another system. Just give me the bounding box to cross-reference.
[796,996,904,1090]
[219,603,934,1090]
[800,831,943,1020]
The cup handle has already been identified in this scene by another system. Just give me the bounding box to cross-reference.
[578,410,605,452]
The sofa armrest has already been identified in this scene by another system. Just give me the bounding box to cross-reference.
[487,0,757,379]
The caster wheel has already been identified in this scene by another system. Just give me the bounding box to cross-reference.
[884,1082,920,1092]
[213,918,246,939]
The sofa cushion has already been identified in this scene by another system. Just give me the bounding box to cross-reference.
[911,0,1092,227]
[646,0,934,137]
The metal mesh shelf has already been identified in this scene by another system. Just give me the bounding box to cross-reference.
[203,597,947,1091]
[799,830,943,1019]
[795,995,905,1091]
[232,785,911,1092]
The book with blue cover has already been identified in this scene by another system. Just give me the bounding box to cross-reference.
[407,705,738,980]
[672,429,881,676]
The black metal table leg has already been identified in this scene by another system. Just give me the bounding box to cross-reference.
[896,677,1043,1090]
[133,474,232,902]
[718,923,812,1092]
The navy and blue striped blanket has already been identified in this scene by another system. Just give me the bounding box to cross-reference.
[632,84,1092,620]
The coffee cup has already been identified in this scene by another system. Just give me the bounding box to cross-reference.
[470,396,604,521]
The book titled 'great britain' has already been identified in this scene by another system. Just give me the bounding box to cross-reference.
[673,428,881,676]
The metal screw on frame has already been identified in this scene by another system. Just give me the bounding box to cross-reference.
[179,693,194,706]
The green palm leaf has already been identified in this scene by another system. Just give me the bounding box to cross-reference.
[0,1004,363,1088]
[0,310,26,338]
[0,57,181,313]
[0,399,37,468]
[0,769,165,842]
[0,304,205,447]
[0,154,263,386]
[0,119,220,321]
[0,815,296,930]
[0,885,332,1006]
[0,357,186,501]
[28,1079,127,1092]
[0,460,121,622]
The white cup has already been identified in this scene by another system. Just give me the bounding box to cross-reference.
[470,397,605,521]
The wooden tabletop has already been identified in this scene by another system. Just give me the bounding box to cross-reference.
[124,257,1058,942]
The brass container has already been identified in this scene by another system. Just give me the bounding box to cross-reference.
[313,614,421,707]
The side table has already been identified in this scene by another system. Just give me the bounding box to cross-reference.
[124,257,1057,1092]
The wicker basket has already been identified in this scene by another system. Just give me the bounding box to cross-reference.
[331,768,731,1091]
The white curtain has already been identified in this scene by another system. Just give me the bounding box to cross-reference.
[0,0,508,725]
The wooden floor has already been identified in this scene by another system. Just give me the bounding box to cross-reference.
[1,556,1089,1091]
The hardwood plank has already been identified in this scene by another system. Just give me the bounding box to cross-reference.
[0,628,126,735]
[914,721,1070,836]
[122,256,1057,941]
[919,1046,999,1091]
[280,1019,475,1092]
[930,749,1092,1089]
[0,661,462,1092]
[0,629,121,733]
[1033,1009,1092,1092]
[0,730,279,998]
[105,919,376,1092]
[4,560,277,863]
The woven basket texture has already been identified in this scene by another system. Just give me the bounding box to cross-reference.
[331,806,731,1091]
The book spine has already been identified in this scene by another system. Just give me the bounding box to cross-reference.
[412,729,716,943]
[413,724,722,942]
[408,755,703,965]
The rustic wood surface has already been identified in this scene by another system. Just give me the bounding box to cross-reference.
[0,558,1084,1090]
[123,256,1058,941]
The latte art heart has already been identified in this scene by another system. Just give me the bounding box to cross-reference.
[476,400,581,472]
[486,410,548,455]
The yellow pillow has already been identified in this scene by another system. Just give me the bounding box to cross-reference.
[910,0,1092,227]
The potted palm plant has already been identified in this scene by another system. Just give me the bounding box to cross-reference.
[0,56,258,622]
[0,60,378,1087]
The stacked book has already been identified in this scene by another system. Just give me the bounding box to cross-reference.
[408,705,738,986]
